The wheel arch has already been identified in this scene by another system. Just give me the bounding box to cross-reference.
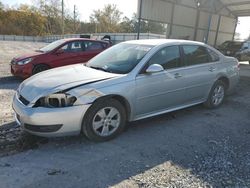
[32,63,50,72]
[217,76,229,91]
[93,94,131,121]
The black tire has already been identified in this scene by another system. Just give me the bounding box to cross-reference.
[32,64,49,75]
[204,80,226,109]
[82,99,126,142]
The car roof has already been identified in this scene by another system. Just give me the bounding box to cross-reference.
[60,38,108,43]
[123,39,206,46]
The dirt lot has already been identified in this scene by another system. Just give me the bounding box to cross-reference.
[0,41,250,188]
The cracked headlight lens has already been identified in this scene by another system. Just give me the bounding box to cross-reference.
[35,93,77,108]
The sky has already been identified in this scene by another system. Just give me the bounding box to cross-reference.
[235,17,250,40]
[2,0,250,40]
[3,0,138,22]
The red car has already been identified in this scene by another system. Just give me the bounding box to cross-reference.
[10,38,111,79]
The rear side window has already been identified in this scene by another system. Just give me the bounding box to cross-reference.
[148,46,182,70]
[85,41,104,51]
[182,45,210,66]
[101,42,109,48]
[207,48,220,62]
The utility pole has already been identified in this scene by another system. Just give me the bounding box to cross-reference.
[74,5,76,33]
[205,0,214,43]
[61,0,64,36]
[137,0,143,40]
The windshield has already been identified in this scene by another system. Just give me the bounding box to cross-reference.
[40,39,66,52]
[86,43,153,74]
[219,41,242,49]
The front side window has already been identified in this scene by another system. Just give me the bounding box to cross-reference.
[242,42,250,50]
[182,45,210,66]
[148,46,182,70]
[60,41,85,52]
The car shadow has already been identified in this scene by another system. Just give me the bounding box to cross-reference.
[0,76,22,90]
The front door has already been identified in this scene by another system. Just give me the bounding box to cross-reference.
[51,41,86,67]
[135,45,187,118]
[240,42,250,61]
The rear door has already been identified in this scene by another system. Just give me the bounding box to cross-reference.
[81,41,106,62]
[180,45,219,103]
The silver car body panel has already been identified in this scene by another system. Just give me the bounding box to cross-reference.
[12,39,240,137]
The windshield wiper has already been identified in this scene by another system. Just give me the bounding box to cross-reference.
[89,66,112,73]
[35,49,44,53]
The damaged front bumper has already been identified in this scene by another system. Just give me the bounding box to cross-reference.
[12,92,91,137]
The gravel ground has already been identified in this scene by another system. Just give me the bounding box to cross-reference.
[0,41,46,77]
[0,41,46,125]
[0,41,250,188]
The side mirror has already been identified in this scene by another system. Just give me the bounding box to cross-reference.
[146,64,164,74]
[55,48,64,55]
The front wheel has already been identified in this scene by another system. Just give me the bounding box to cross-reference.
[82,99,126,142]
[204,80,226,109]
[32,64,49,75]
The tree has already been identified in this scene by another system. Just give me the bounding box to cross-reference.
[120,16,136,33]
[90,4,122,33]
[234,32,241,40]
[34,0,62,34]
[0,1,166,36]
[0,1,4,10]
[120,13,166,35]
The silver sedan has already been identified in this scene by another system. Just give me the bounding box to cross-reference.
[13,39,240,141]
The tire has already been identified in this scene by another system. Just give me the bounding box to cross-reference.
[82,99,126,142]
[32,64,49,75]
[204,80,226,109]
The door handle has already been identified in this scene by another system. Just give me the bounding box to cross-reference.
[209,67,216,72]
[174,73,182,78]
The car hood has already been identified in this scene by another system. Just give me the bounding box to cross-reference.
[18,64,119,103]
[13,51,44,62]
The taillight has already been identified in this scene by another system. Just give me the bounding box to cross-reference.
[237,61,240,70]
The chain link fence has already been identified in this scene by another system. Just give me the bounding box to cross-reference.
[0,33,166,44]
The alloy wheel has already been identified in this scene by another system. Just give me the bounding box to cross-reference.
[212,85,225,106]
[92,107,121,137]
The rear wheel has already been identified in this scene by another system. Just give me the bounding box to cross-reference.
[82,99,126,142]
[204,80,226,109]
[32,64,49,75]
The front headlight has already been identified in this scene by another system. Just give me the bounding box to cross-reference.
[16,58,33,65]
[35,93,77,108]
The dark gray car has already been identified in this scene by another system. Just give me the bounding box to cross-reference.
[236,41,250,64]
